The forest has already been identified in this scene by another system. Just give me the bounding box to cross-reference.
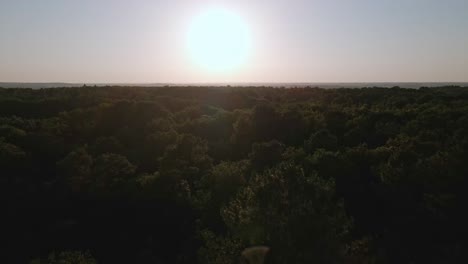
[1,85,468,263]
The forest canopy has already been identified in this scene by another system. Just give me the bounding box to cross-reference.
[1,86,468,263]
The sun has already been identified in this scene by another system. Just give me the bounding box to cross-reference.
[187,8,251,73]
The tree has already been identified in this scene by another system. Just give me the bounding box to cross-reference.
[249,140,284,170]
[218,162,350,263]
[305,129,338,152]
[57,147,93,192]
[92,153,136,193]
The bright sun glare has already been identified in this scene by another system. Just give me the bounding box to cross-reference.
[187,8,251,73]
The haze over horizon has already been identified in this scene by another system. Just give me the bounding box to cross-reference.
[1,0,468,83]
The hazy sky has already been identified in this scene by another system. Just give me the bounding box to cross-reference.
[1,0,467,83]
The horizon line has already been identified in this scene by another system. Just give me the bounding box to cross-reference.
[2,81,468,85]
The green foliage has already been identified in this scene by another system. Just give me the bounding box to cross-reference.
[221,162,350,263]
[305,129,338,151]
[249,140,284,169]
[206,160,249,206]
[30,251,97,264]
[2,86,468,263]
[0,137,26,164]
[57,147,93,192]
[92,153,136,192]
[198,230,244,264]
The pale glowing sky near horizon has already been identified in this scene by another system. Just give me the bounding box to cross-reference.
[1,0,467,83]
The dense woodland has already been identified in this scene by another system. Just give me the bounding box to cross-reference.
[1,86,468,263]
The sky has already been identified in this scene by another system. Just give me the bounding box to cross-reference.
[1,0,467,83]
